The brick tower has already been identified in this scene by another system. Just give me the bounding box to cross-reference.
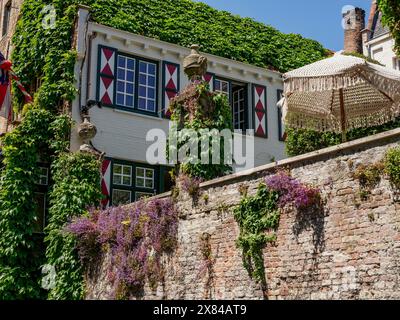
[343,7,366,54]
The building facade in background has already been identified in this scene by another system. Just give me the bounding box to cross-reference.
[362,0,399,69]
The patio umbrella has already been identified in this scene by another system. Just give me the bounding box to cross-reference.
[279,54,400,141]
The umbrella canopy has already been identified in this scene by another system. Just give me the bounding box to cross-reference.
[280,54,400,136]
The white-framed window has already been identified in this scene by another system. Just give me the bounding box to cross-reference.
[215,78,230,98]
[116,55,135,108]
[233,88,246,130]
[115,54,158,113]
[112,164,132,186]
[37,167,49,186]
[138,61,157,112]
[112,189,132,206]
[135,192,154,201]
[136,167,154,189]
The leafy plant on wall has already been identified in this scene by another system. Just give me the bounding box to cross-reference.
[378,0,400,56]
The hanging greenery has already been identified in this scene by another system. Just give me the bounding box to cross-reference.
[378,0,400,56]
[169,81,233,180]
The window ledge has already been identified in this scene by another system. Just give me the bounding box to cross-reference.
[113,108,164,121]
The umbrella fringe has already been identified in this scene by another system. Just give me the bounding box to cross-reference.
[286,106,400,134]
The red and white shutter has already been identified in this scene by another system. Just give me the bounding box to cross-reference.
[253,84,268,138]
[101,159,111,208]
[98,46,117,106]
[202,72,215,91]
[162,61,180,118]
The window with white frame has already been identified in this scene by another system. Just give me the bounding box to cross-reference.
[110,161,158,207]
[138,61,157,112]
[136,167,154,189]
[112,189,131,206]
[112,164,132,186]
[233,87,246,131]
[115,54,158,113]
[36,167,49,186]
[215,78,230,98]
[116,55,135,108]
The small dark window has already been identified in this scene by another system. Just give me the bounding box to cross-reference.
[2,2,11,37]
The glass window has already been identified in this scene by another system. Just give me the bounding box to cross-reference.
[277,90,285,141]
[113,164,132,186]
[2,2,11,37]
[215,78,230,99]
[136,167,154,189]
[233,88,246,131]
[137,61,157,112]
[135,192,154,201]
[116,55,135,108]
[37,167,49,186]
[112,189,131,206]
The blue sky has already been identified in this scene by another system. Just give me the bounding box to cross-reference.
[197,0,371,51]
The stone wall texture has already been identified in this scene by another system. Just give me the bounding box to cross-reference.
[87,129,400,300]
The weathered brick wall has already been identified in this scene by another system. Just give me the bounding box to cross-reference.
[87,129,400,300]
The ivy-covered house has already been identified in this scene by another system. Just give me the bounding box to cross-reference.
[71,6,287,208]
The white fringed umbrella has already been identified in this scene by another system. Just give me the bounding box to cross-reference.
[279,54,400,141]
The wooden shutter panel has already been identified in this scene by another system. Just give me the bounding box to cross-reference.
[253,84,268,138]
[97,45,117,106]
[101,159,112,208]
[162,61,180,118]
[202,72,215,91]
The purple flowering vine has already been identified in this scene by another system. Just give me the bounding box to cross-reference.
[265,171,320,210]
[67,198,178,299]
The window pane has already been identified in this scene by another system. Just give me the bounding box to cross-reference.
[123,176,131,186]
[114,165,122,174]
[145,179,153,189]
[117,94,124,106]
[139,74,147,85]
[148,63,156,75]
[145,169,154,178]
[126,83,134,94]
[148,76,155,87]
[148,88,155,99]
[148,100,155,112]
[117,81,125,92]
[127,58,135,70]
[136,177,145,187]
[112,189,131,206]
[138,98,146,110]
[118,56,125,68]
[117,69,125,80]
[126,95,134,107]
[139,62,147,73]
[138,86,146,97]
[136,168,145,177]
[127,71,134,82]
[123,166,131,175]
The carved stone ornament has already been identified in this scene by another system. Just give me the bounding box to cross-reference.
[183,44,208,81]
[78,115,98,153]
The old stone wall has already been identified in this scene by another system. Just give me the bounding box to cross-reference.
[87,129,400,300]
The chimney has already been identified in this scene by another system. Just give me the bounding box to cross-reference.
[343,7,366,54]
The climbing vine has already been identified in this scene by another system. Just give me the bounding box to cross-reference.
[234,172,320,285]
[169,81,233,180]
[378,0,400,56]
[384,146,400,190]
[67,198,178,300]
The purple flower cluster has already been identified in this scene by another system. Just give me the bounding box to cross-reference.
[180,174,203,196]
[67,198,178,299]
[265,171,320,209]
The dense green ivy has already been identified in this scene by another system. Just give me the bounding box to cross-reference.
[233,184,280,283]
[45,152,102,300]
[378,0,400,56]
[169,81,233,180]
[0,108,54,299]
[286,118,400,157]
